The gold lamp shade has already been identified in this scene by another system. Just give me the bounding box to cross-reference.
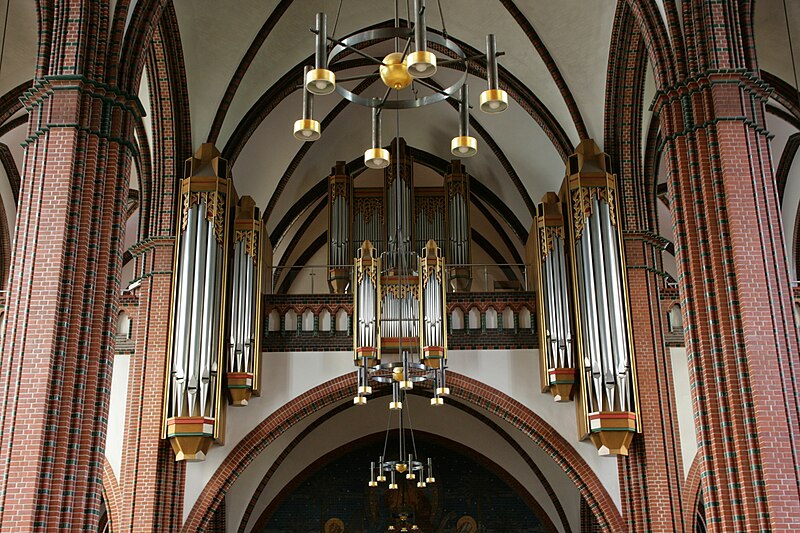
[306,68,336,95]
[364,147,390,169]
[480,88,508,113]
[293,118,321,141]
[451,135,477,157]
[407,50,437,78]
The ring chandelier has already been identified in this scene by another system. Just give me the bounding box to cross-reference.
[292,0,510,166]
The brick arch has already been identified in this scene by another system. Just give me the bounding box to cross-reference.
[248,431,561,533]
[236,394,574,533]
[101,458,122,533]
[181,371,624,532]
[683,453,703,530]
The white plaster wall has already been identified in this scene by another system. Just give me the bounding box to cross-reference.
[182,351,355,521]
[106,353,131,479]
[447,349,622,511]
[232,395,580,533]
[670,347,697,477]
[182,349,623,523]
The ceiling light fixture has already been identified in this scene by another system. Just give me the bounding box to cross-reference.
[292,0,510,163]
[367,384,437,500]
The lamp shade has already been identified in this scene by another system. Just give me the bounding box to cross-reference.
[293,119,321,140]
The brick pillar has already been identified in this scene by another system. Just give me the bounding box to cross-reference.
[619,234,686,531]
[117,238,185,532]
[656,74,800,531]
[0,77,137,530]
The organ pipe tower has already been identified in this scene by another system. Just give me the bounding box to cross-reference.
[564,139,641,456]
[163,144,233,461]
[534,192,576,402]
[225,196,265,406]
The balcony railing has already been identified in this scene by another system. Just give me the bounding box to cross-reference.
[269,263,530,295]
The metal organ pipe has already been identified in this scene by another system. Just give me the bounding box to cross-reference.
[187,201,209,417]
[600,200,630,411]
[173,204,198,417]
[199,212,217,418]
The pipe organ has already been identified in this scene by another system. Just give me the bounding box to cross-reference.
[164,144,266,462]
[566,141,640,455]
[414,193,445,256]
[226,196,264,407]
[534,192,575,402]
[164,144,232,461]
[420,240,448,405]
[353,190,385,258]
[385,138,414,254]
[328,162,352,293]
[352,238,449,407]
[534,139,640,456]
[445,161,471,290]
[329,138,474,293]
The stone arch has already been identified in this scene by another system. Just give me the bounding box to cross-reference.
[181,372,624,532]
[116,310,132,339]
[301,309,314,332]
[235,395,575,533]
[503,306,515,329]
[485,306,498,329]
[468,306,481,329]
[268,309,280,332]
[683,453,704,531]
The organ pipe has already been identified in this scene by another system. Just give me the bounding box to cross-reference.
[534,192,575,402]
[353,240,380,404]
[225,195,264,407]
[564,139,640,456]
[445,160,472,291]
[163,144,232,462]
[328,161,352,293]
[385,138,414,254]
[420,240,449,405]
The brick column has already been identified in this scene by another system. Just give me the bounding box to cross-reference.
[117,238,185,531]
[619,233,686,531]
[0,77,137,530]
[657,74,800,531]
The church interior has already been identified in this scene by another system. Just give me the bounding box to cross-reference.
[0,1,798,532]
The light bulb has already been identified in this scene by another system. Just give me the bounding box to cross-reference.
[302,129,312,137]
[414,63,426,72]
[489,101,500,110]
[315,80,327,90]
[371,158,382,167]
[458,146,469,154]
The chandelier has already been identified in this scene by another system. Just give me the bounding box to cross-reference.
[367,387,437,532]
[292,0,510,166]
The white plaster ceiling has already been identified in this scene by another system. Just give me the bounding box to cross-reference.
[755,0,800,83]
[0,0,36,96]
[170,0,609,230]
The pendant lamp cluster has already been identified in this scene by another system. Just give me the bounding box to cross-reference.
[292,0,510,166]
[532,139,641,456]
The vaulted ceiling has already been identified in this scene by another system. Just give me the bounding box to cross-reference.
[0,0,798,276]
